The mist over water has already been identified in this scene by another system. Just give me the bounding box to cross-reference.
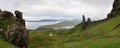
[25,21,62,30]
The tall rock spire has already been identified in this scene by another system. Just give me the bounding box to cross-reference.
[74,15,93,30]
[82,15,86,29]
[82,15,85,23]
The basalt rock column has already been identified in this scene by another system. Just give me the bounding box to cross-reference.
[81,15,86,29]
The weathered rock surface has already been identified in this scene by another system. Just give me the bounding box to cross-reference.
[0,10,14,21]
[0,9,28,48]
[81,15,92,30]
[86,18,92,28]
[107,0,120,19]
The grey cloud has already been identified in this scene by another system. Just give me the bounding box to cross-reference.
[0,0,114,21]
[81,0,114,7]
[24,9,81,20]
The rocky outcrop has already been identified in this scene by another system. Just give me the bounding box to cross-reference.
[0,10,14,21]
[81,15,92,30]
[107,0,120,19]
[0,9,28,48]
[86,18,92,28]
[15,10,25,27]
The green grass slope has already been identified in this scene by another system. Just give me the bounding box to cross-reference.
[61,16,120,48]
[29,16,120,48]
[29,30,61,48]
[29,29,70,48]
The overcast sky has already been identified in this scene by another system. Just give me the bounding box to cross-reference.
[0,0,114,21]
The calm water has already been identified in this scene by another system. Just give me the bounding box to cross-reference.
[25,21,62,30]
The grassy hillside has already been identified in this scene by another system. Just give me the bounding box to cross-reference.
[29,16,120,48]
[61,16,120,48]
[28,29,69,48]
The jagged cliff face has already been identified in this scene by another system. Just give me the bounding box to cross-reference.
[0,9,28,48]
[107,0,120,19]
